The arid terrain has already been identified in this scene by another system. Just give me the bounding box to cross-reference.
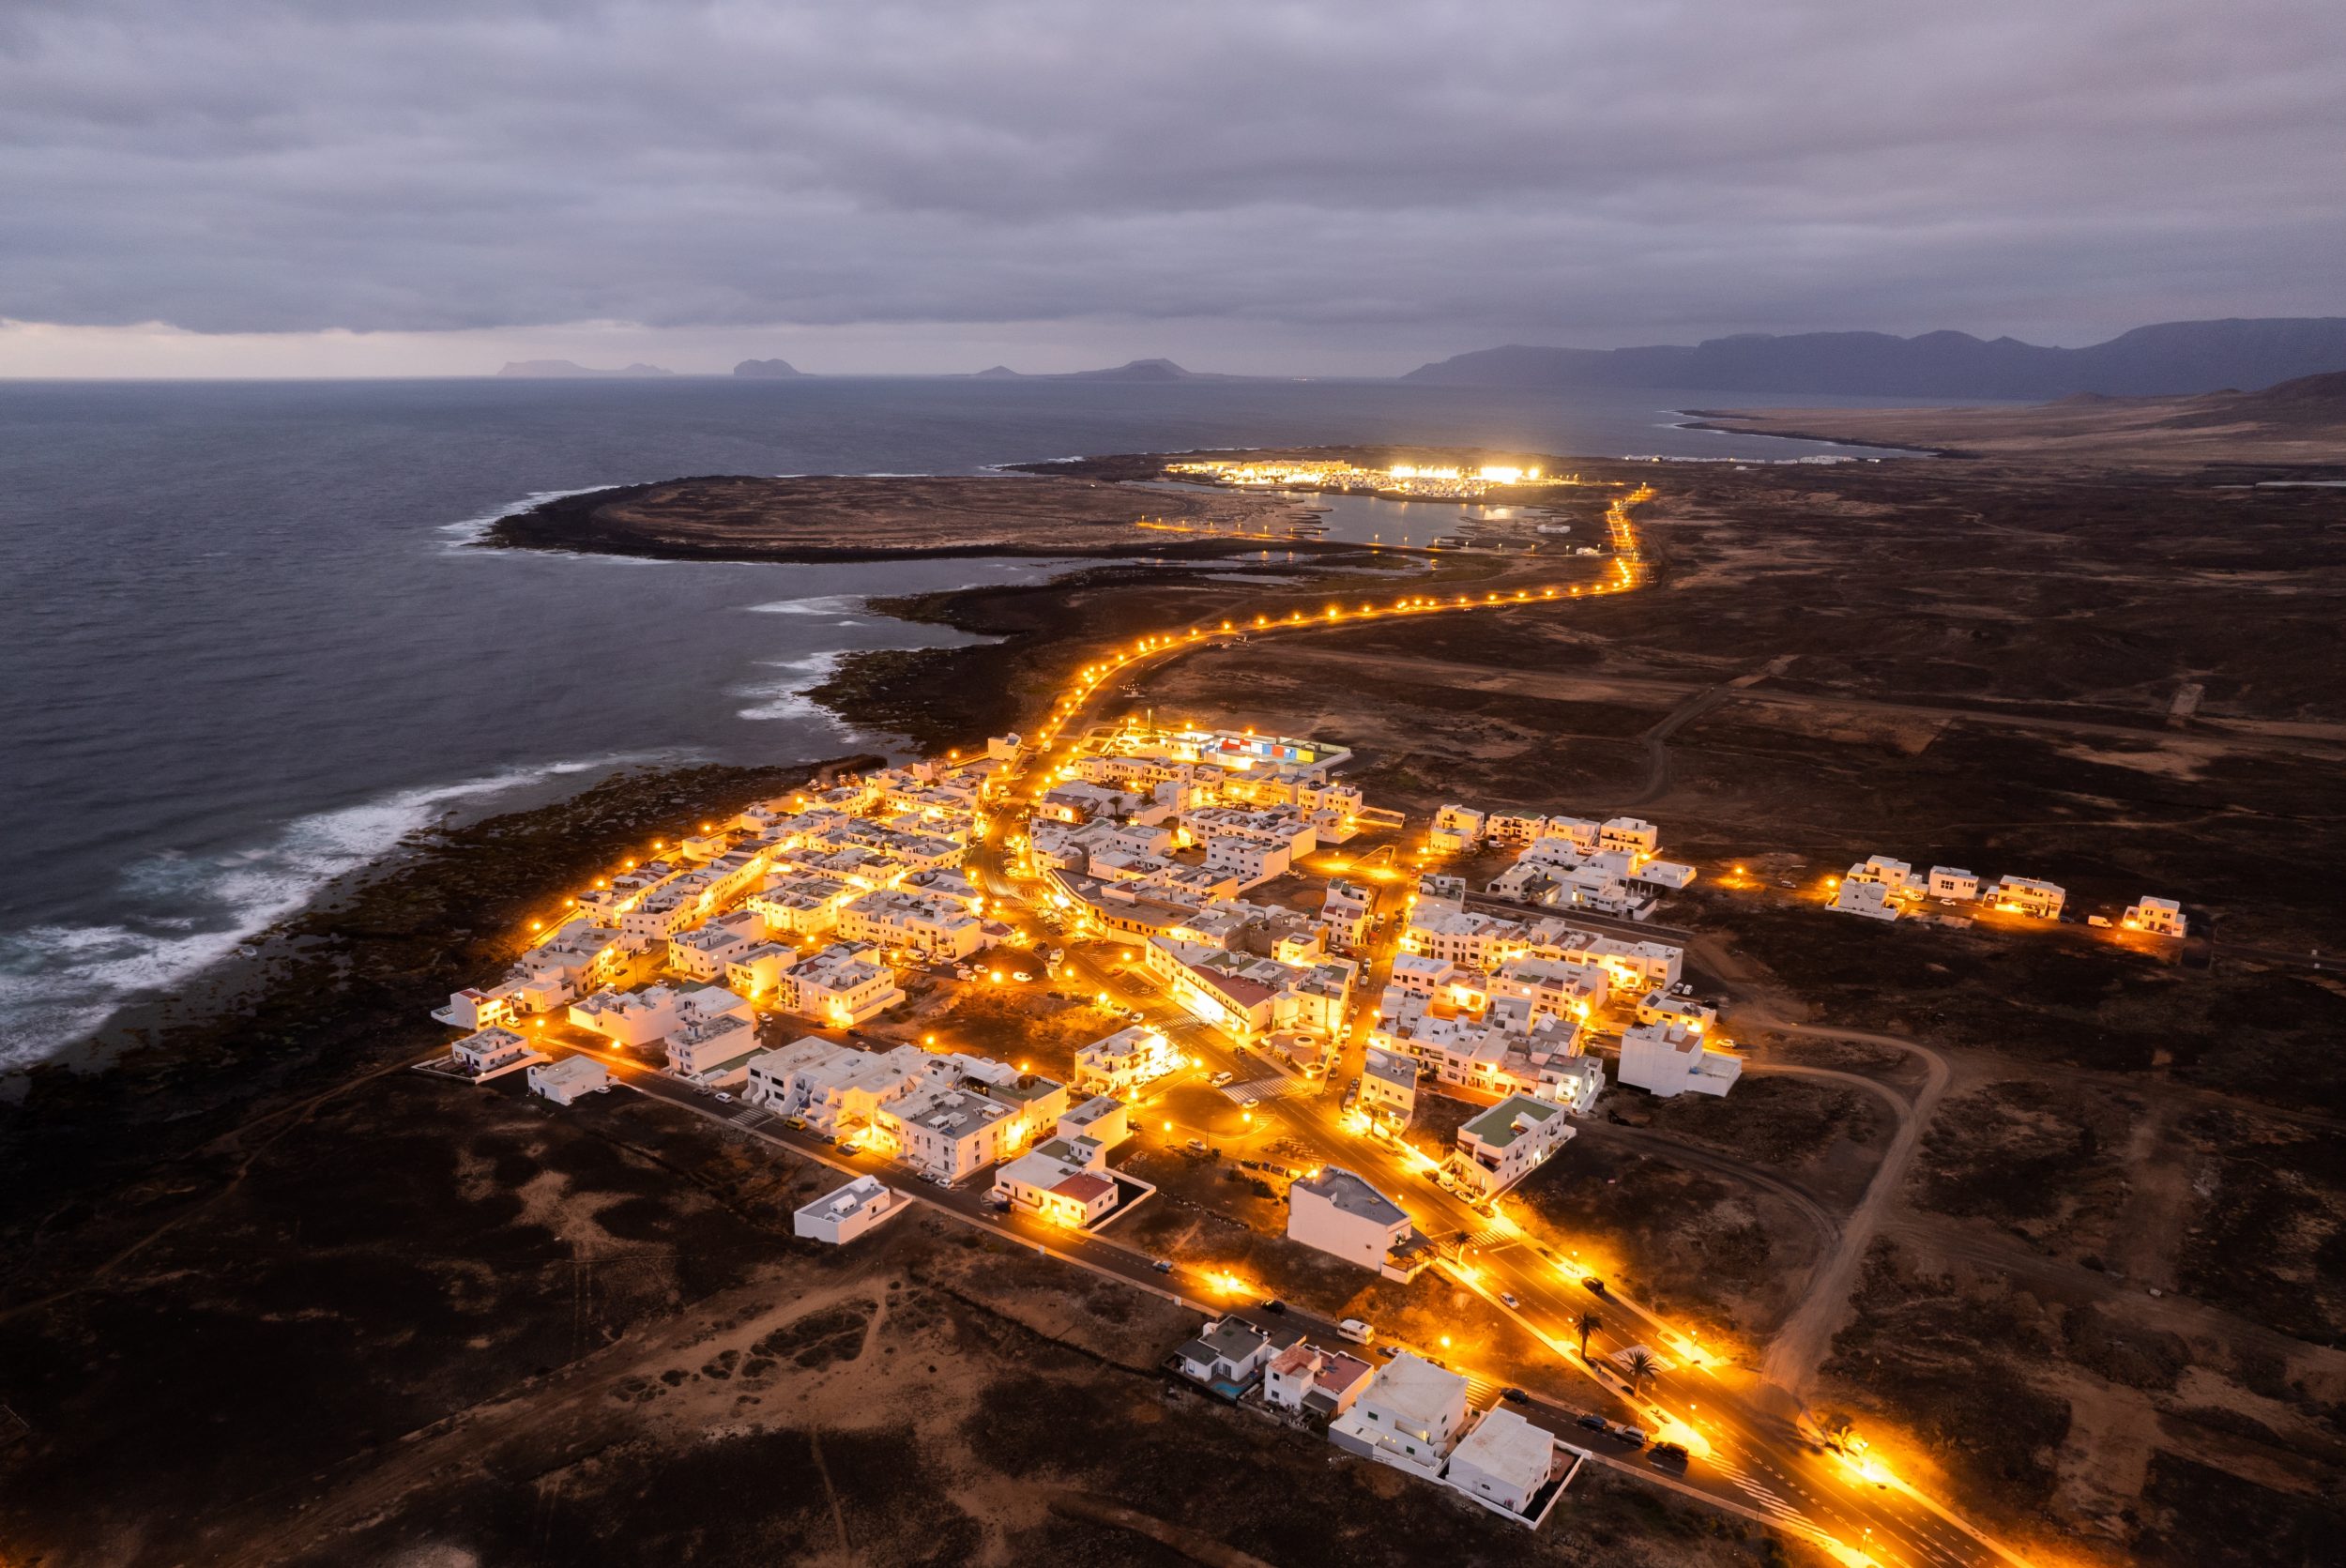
[4,426,2343,1567]
[489,473,1322,562]
[1689,370,2346,468]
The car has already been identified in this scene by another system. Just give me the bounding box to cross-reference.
[1582,1276,1607,1295]
[1013,970,1033,982]
[1046,990,1068,1000]
[1500,1292,1520,1308]
[1650,1441,1690,1472]
[1501,1386,1529,1405]
[1211,1071,1235,1087]
[1185,1138,1211,1155]
[1336,1317,1375,1345]
[714,1091,734,1104]
[1258,1299,1288,1315]
[1577,1413,1609,1433]
[1237,1095,1258,1108]
[1151,1258,1173,1273]
[1609,1423,1648,1448]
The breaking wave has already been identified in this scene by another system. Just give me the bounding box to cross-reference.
[0,759,626,1072]
[734,649,852,724]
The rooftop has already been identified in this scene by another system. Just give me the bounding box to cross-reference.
[1462,1094,1561,1149]
[1291,1165,1409,1228]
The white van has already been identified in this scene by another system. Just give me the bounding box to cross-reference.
[1337,1318,1375,1346]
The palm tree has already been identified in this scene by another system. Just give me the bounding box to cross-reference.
[1576,1312,1602,1360]
[1623,1347,1659,1398]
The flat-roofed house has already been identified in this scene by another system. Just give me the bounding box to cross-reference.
[792,1176,906,1244]
[1327,1352,1470,1478]
[2122,895,2186,937]
[1288,1166,1423,1279]
[527,1056,609,1104]
[1990,875,2066,920]
[1073,1025,1180,1096]
[1360,1047,1418,1126]
[1927,866,1980,901]
[1618,1019,1741,1099]
[1451,1095,1574,1200]
[1445,1406,1561,1520]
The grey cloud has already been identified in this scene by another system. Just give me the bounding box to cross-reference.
[0,0,2340,355]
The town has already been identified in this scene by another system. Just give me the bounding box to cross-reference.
[427,715,1734,1529]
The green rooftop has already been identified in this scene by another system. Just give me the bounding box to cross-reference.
[1462,1094,1560,1149]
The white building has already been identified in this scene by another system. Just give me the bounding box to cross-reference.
[1445,1407,1561,1519]
[1831,879,1899,921]
[527,1056,609,1104]
[1057,1094,1129,1149]
[2122,895,2186,937]
[1927,866,1980,901]
[1263,1341,1374,1419]
[453,1026,534,1074]
[1636,991,1717,1034]
[568,984,686,1049]
[836,889,983,961]
[993,1141,1120,1228]
[1847,855,1914,890]
[725,942,798,1004]
[1598,816,1659,857]
[787,944,906,1025]
[1618,1020,1742,1099]
[1989,875,2066,919]
[1451,1095,1575,1200]
[1429,804,1487,853]
[1172,1317,1284,1396]
[664,1008,759,1083]
[1073,1025,1181,1096]
[792,1175,906,1244]
[1328,1353,1470,1478]
[667,908,763,981]
[1287,1166,1420,1279]
[1359,1047,1418,1126]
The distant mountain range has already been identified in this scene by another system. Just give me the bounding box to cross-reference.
[1402,318,2346,400]
[954,358,1238,382]
[496,359,675,378]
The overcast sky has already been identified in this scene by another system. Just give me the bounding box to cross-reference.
[3,0,2341,376]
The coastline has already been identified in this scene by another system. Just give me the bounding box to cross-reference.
[0,759,872,1215]
[483,473,1345,566]
[1667,410,1958,458]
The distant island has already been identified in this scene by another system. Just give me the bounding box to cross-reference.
[732,358,804,378]
[1404,316,2346,400]
[496,359,676,378]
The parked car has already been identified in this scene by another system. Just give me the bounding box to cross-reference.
[1258,1299,1288,1315]
[1211,1071,1235,1087]
[1336,1317,1375,1345]
[1609,1423,1648,1448]
[1582,1276,1607,1295]
[1650,1441,1690,1472]
[1013,970,1033,982]
[1185,1138,1211,1155]
[714,1091,734,1104]
[1237,1095,1258,1108]
[1577,1413,1609,1434]
[1501,1387,1529,1405]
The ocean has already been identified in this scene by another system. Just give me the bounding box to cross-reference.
[0,375,1900,1069]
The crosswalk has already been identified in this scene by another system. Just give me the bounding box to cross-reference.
[1706,1454,1807,1530]
[1219,1075,1312,1103]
